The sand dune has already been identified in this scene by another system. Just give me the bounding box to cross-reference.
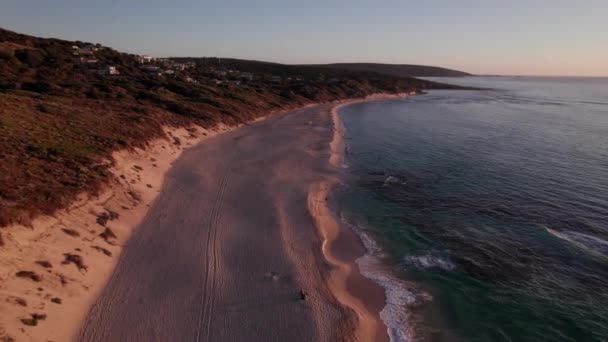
[1,95,406,341]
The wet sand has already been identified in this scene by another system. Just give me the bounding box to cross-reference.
[77,103,390,341]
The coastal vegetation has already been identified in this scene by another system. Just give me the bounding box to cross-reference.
[0,27,465,227]
[308,63,471,77]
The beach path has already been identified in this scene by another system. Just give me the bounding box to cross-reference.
[77,105,353,342]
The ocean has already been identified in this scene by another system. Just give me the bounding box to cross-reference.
[334,77,608,341]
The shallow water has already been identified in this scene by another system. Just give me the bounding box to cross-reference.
[335,77,608,341]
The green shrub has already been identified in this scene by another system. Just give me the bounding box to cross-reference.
[0,81,18,90]
[35,104,50,112]
[166,102,191,116]
[22,82,52,93]
[0,47,15,61]
[15,49,45,67]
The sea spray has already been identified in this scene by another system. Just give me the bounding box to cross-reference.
[341,215,425,342]
[402,252,456,271]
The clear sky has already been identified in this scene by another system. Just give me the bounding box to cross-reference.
[1,0,607,76]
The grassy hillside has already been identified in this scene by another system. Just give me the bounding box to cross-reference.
[0,28,465,227]
[313,63,471,77]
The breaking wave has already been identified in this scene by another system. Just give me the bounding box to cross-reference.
[342,217,430,342]
[545,227,608,257]
[402,252,456,271]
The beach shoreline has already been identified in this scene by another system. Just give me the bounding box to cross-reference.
[0,93,409,342]
[308,92,413,342]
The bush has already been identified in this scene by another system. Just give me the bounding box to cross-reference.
[22,82,52,93]
[36,104,50,112]
[0,47,15,61]
[15,49,45,67]
[166,102,191,116]
[42,44,68,64]
[0,81,18,90]
[85,88,103,99]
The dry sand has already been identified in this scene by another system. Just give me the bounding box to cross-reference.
[0,124,232,341]
[0,93,409,342]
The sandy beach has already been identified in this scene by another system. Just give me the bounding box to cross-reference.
[76,101,394,341]
[1,95,407,342]
[0,123,234,341]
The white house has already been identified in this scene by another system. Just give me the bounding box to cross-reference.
[107,66,120,75]
[138,55,155,63]
[239,72,254,80]
[91,65,119,76]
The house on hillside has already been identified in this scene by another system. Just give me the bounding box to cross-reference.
[271,75,282,83]
[83,43,100,51]
[239,72,254,81]
[107,66,120,75]
[138,55,155,63]
[77,48,95,56]
[143,65,160,71]
[142,65,162,76]
[91,65,120,76]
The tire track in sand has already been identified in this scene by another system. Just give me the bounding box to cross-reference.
[195,164,230,342]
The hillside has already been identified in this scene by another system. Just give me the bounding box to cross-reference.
[171,58,471,78]
[0,27,466,227]
[313,63,472,77]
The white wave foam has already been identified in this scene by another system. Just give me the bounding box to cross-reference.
[342,217,427,342]
[402,253,456,271]
[383,175,407,187]
[545,227,608,256]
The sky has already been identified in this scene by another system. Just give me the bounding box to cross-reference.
[1,0,607,76]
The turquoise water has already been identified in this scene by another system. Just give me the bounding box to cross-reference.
[335,77,608,341]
